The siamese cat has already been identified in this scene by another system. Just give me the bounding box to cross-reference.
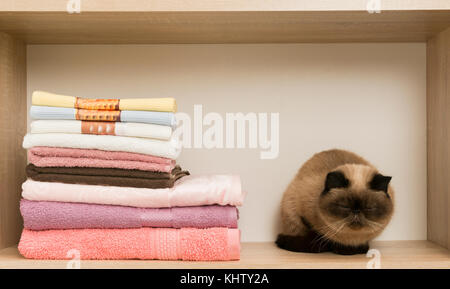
[276,149,394,255]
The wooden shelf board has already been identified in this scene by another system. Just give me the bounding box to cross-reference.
[1,0,450,12]
[0,241,448,269]
[1,10,450,44]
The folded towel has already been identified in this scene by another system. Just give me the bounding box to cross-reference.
[30,106,176,127]
[18,227,240,260]
[23,133,181,159]
[32,91,177,112]
[22,175,244,208]
[26,164,189,188]
[28,147,175,172]
[31,120,172,140]
[20,199,239,230]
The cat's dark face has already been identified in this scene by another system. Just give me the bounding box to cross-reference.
[318,165,394,235]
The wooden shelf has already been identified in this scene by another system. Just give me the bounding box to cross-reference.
[0,1,449,265]
[0,2,450,44]
[1,0,449,12]
[0,241,448,269]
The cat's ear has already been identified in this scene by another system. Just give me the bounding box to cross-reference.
[323,171,349,194]
[369,173,392,193]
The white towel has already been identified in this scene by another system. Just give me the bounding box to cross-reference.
[23,133,181,159]
[21,175,245,208]
[30,120,172,140]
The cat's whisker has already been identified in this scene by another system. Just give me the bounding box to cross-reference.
[317,219,350,250]
[312,223,336,246]
[366,221,384,233]
[366,219,383,229]
[313,218,350,249]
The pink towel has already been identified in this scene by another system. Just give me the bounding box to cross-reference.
[21,199,239,230]
[22,175,244,208]
[28,146,175,172]
[18,228,240,261]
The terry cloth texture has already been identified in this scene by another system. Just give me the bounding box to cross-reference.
[28,147,175,172]
[21,199,239,230]
[26,164,189,188]
[19,227,240,261]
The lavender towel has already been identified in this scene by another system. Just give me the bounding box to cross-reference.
[20,199,238,230]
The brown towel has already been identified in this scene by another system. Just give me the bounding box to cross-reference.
[26,164,189,189]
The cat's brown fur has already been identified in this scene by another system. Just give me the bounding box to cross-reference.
[277,149,394,255]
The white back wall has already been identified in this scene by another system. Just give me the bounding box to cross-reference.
[27,44,426,242]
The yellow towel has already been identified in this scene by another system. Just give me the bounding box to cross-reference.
[32,91,177,112]
[119,98,177,112]
[32,91,76,108]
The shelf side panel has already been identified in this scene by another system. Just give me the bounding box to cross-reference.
[0,33,26,249]
[427,28,450,249]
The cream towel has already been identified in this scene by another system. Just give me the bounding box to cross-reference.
[23,133,181,159]
[32,91,177,112]
[30,120,172,140]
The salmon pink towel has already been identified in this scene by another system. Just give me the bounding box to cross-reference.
[28,147,175,172]
[18,228,240,261]
[22,175,244,208]
[21,199,239,230]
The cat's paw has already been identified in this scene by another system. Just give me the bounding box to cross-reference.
[275,234,290,249]
[276,233,331,253]
[275,234,309,252]
[332,243,369,255]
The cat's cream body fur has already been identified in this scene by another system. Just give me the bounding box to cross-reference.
[280,149,394,247]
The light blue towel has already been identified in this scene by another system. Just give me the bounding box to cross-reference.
[120,110,176,127]
[30,106,176,127]
[30,106,76,120]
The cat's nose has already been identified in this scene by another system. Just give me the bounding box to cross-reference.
[352,209,361,214]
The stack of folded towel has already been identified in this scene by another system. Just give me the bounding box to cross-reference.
[18,91,244,261]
